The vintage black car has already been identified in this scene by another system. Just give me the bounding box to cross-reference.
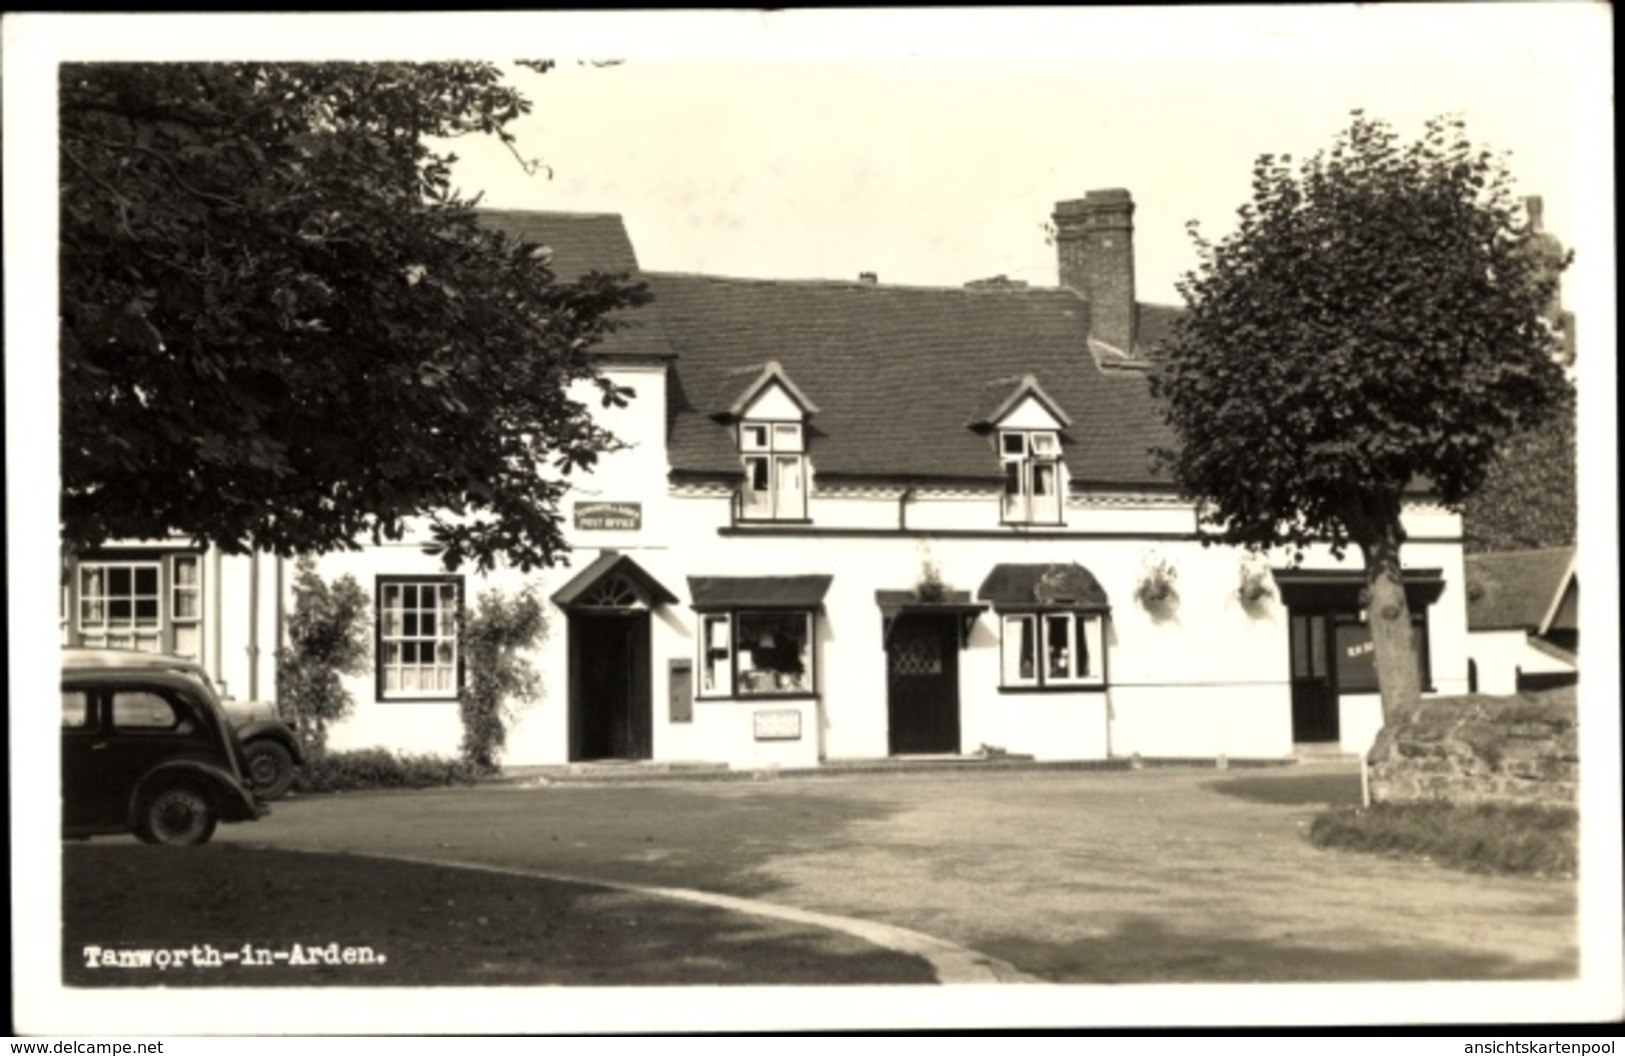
[61,647,305,799]
[62,663,267,845]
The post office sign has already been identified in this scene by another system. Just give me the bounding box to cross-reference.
[574,502,642,531]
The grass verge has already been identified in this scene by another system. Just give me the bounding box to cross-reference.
[1309,801,1577,878]
[63,844,938,987]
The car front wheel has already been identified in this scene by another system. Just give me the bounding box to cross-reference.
[136,784,218,846]
[244,739,297,800]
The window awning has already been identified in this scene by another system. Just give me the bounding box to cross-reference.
[551,552,678,609]
[875,590,986,647]
[688,575,833,611]
[977,563,1110,612]
[1273,568,1445,609]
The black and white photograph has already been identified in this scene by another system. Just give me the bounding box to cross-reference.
[7,7,1619,1037]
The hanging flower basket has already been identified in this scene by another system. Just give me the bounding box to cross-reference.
[1135,553,1179,609]
[1238,555,1275,605]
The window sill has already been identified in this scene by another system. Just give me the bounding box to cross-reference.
[999,520,1067,529]
[997,684,1108,695]
[735,517,814,526]
[696,693,819,703]
[378,694,461,704]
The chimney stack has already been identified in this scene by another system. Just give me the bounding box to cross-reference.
[1052,189,1136,356]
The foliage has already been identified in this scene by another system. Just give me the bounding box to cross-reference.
[1151,113,1569,719]
[60,62,650,572]
[276,557,371,755]
[294,748,482,793]
[458,586,547,772]
[1463,382,1577,553]
[1309,801,1576,878]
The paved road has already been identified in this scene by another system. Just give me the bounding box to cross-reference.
[229,764,1578,985]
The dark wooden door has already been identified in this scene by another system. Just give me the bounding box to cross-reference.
[570,612,652,761]
[1288,610,1340,743]
[887,615,960,755]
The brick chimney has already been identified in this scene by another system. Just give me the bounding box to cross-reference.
[1052,189,1136,356]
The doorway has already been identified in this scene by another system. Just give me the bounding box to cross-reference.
[568,610,652,761]
[886,613,961,755]
[1288,610,1340,743]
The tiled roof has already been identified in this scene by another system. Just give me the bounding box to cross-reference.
[477,210,642,276]
[651,273,1175,486]
[1465,548,1577,632]
[477,210,672,360]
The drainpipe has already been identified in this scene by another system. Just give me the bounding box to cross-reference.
[210,548,223,688]
[898,483,916,531]
[274,554,285,695]
[247,550,260,700]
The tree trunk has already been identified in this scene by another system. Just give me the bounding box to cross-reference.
[1359,521,1420,729]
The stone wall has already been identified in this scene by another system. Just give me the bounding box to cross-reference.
[1366,687,1577,806]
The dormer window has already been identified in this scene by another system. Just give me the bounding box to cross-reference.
[740,420,807,521]
[1000,430,1062,525]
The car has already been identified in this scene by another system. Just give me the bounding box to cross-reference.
[62,661,267,845]
[61,647,306,799]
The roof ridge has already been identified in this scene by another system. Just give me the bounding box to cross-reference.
[646,271,1081,296]
[475,207,627,221]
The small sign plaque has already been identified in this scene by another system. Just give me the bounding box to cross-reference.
[752,709,801,741]
[574,502,642,531]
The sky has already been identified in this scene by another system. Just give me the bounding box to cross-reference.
[441,16,1603,307]
[4,7,1620,1034]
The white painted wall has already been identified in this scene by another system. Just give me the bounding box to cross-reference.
[170,356,1473,771]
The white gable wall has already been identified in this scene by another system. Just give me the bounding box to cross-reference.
[996,393,1066,431]
[740,382,806,422]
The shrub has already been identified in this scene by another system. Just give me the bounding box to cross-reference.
[276,557,371,757]
[458,586,547,772]
[1309,801,1577,878]
[294,749,483,794]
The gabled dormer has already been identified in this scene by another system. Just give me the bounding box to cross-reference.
[717,361,818,522]
[969,374,1072,526]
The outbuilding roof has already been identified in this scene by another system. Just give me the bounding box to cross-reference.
[1466,547,1578,633]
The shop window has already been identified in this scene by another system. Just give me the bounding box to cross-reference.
[740,420,808,521]
[1331,612,1431,693]
[377,577,462,700]
[71,553,203,659]
[998,611,1105,689]
[1000,431,1062,525]
[698,610,816,697]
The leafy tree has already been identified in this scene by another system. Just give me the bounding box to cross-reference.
[276,557,371,756]
[1151,113,1569,722]
[60,62,648,572]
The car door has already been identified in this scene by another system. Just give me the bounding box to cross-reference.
[98,686,208,809]
[61,685,104,830]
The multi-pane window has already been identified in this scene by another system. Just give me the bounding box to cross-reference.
[73,554,202,658]
[698,610,815,697]
[740,421,807,521]
[1000,431,1062,525]
[999,611,1105,688]
[378,578,462,700]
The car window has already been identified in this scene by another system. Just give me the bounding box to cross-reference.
[61,690,91,729]
[111,690,195,734]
